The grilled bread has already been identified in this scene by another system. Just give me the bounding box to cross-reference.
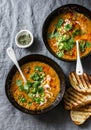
[64,87,91,110]
[69,72,91,93]
[70,105,91,125]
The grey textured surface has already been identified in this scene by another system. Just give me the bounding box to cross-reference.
[0,0,91,130]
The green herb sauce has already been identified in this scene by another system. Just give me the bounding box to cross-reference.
[18,34,31,45]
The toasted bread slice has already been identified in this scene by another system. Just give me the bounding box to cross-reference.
[70,110,90,125]
[69,72,91,93]
[70,105,91,125]
[64,87,91,110]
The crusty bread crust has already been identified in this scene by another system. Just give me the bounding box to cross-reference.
[70,105,91,125]
[69,72,91,94]
[70,110,90,125]
[64,87,91,110]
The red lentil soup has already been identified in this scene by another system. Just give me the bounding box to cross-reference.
[11,61,60,111]
[47,11,91,60]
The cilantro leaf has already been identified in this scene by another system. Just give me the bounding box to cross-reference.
[65,24,72,31]
[86,41,91,48]
[35,66,43,72]
[73,29,81,37]
[30,73,40,81]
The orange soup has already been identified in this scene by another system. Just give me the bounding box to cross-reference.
[47,11,91,60]
[11,62,60,111]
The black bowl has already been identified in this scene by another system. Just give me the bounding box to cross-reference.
[42,4,91,62]
[5,54,65,114]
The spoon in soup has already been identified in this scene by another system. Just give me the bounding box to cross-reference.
[76,40,83,75]
[7,47,27,83]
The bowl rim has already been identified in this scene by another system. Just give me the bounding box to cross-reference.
[5,54,66,114]
[15,29,34,48]
[42,4,91,62]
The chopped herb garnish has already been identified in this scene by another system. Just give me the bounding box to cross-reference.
[16,80,24,91]
[16,65,48,105]
[68,37,75,44]
[58,42,64,50]
[33,81,41,88]
[86,41,91,48]
[28,102,32,105]
[47,32,59,39]
[47,32,55,39]
[30,73,40,81]
[55,19,64,28]
[38,86,44,94]
[31,87,37,94]
[79,40,86,52]
[28,93,34,98]
[56,51,64,57]
[73,29,81,37]
[61,34,70,42]
[40,97,45,102]
[39,73,45,80]
[34,97,41,104]
[41,93,45,97]
[63,42,74,51]
[80,44,85,52]
[54,32,59,39]
[20,97,27,103]
[23,83,30,93]
[27,81,33,87]
[35,66,43,72]
[65,24,72,31]
[19,85,24,91]
[16,79,22,86]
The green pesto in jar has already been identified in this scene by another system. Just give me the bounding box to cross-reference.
[18,34,31,45]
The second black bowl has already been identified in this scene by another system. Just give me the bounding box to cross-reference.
[42,4,91,61]
[5,54,65,114]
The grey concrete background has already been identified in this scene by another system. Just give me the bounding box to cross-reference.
[0,0,91,130]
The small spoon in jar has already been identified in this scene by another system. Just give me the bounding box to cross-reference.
[7,47,27,83]
[76,41,83,75]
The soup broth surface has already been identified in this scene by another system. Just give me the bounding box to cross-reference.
[11,61,60,111]
[47,11,91,60]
